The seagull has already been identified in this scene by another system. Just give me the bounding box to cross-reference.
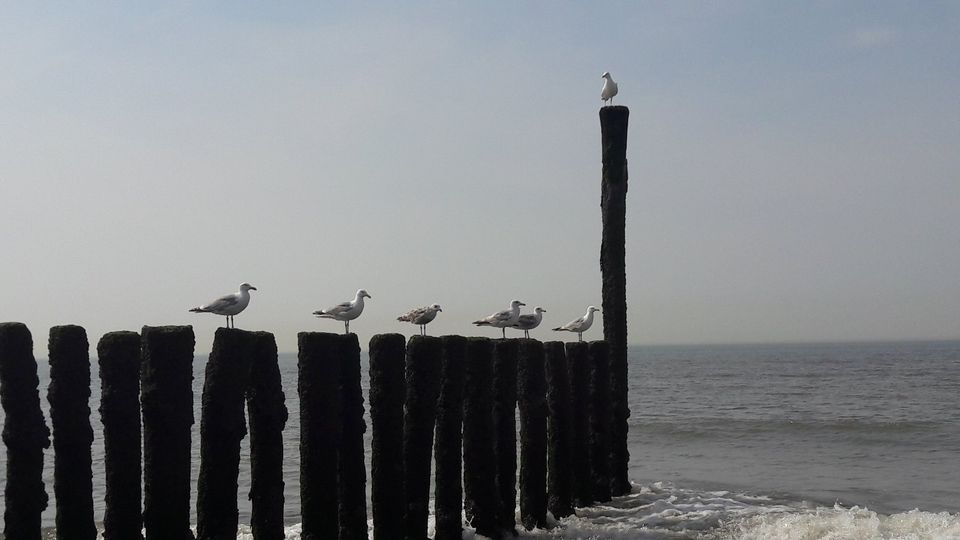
[473,300,525,338]
[601,72,618,105]
[397,304,443,336]
[313,289,371,334]
[553,305,601,342]
[511,306,546,339]
[189,282,257,329]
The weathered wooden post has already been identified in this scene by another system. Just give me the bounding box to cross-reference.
[98,331,143,540]
[368,333,406,540]
[462,337,498,538]
[517,339,548,530]
[588,340,612,502]
[197,328,255,540]
[402,336,442,540]
[246,331,288,540]
[48,325,97,540]
[338,333,367,540]
[298,332,344,540]
[140,325,196,540]
[544,341,574,519]
[493,339,519,536]
[566,341,593,507]
[0,322,50,539]
[434,335,467,540]
[600,104,631,495]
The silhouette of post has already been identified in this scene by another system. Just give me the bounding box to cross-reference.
[434,335,467,540]
[462,337,498,538]
[338,334,367,540]
[402,336,443,540]
[197,328,255,540]
[517,339,547,530]
[0,322,50,539]
[587,341,612,502]
[566,342,593,507]
[48,325,97,540]
[493,339,519,536]
[98,331,143,540]
[298,332,344,540]
[246,331,288,540]
[368,334,406,540]
[141,325,196,540]
[544,341,574,519]
[600,104,631,495]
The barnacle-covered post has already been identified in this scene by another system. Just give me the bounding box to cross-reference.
[434,335,467,540]
[338,333,367,540]
[402,336,443,540]
[493,339,520,536]
[462,337,498,538]
[517,339,548,530]
[565,341,593,507]
[588,340,612,502]
[545,341,574,519]
[368,333,406,540]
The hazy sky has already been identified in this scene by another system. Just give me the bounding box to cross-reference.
[2,2,958,353]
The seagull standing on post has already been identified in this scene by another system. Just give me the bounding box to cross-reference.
[601,72,618,105]
[553,305,601,342]
[313,289,371,334]
[511,307,546,339]
[473,300,525,338]
[189,282,257,329]
[397,304,443,336]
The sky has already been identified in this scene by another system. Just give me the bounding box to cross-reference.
[1,1,958,354]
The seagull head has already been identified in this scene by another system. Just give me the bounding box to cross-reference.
[357,289,371,299]
[240,282,257,292]
[588,305,601,313]
[511,300,526,308]
[601,71,612,79]
[534,307,546,314]
[430,303,442,312]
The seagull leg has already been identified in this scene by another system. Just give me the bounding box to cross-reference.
[345,320,350,334]
[501,327,506,339]
[578,332,583,342]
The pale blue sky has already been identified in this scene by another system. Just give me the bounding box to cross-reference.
[2,2,958,353]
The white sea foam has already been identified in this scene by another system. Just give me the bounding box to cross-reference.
[718,505,960,540]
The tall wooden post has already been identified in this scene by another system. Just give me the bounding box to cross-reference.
[434,335,467,540]
[368,334,406,540]
[462,337,498,538]
[600,104,631,495]
[402,336,443,540]
[493,339,519,536]
[517,339,547,530]
[544,341,574,519]
[338,333,367,540]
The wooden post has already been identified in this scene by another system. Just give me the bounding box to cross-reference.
[197,328,255,539]
[0,322,51,539]
[368,333,406,540]
[140,325,196,540]
[338,333,367,540]
[98,331,143,540]
[402,336,443,540]
[434,335,467,540]
[566,342,593,507]
[588,340,612,502]
[517,339,548,530]
[48,325,97,539]
[462,337,498,538]
[600,104,632,495]
[298,332,344,540]
[246,331,288,540]
[493,339,520,536]
[544,341,574,519]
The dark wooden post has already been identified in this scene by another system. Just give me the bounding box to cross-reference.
[434,335,467,540]
[517,339,547,530]
[140,325,196,540]
[493,339,519,536]
[298,332,344,540]
[368,334,406,540]
[600,104,631,495]
[544,341,574,519]
[566,341,593,507]
[588,341,612,502]
[338,334,367,540]
[0,322,50,539]
[462,337,498,538]
[47,325,97,540]
[402,336,442,540]
[246,331,288,540]
[98,331,143,540]
[197,328,255,540]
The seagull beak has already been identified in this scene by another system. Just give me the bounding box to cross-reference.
[438,307,442,311]
[250,286,258,291]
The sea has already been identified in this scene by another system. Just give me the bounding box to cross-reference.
[1,340,959,539]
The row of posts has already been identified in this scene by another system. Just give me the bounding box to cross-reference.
[0,322,628,540]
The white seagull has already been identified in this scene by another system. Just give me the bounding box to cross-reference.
[313,289,371,334]
[511,306,546,339]
[601,72,618,105]
[397,304,443,336]
[473,300,525,338]
[553,305,601,342]
[189,282,257,329]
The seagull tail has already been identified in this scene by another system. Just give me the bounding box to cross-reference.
[314,311,334,319]
[551,326,563,331]
[473,321,491,326]
[189,307,205,313]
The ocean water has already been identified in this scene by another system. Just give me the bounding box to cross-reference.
[1,340,959,539]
